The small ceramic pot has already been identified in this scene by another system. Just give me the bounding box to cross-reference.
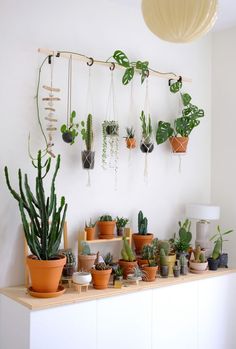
[126,138,136,149]
[160,265,169,278]
[180,266,188,275]
[81,150,95,169]
[72,271,92,285]
[218,253,228,268]
[169,136,189,153]
[207,258,219,271]
[173,268,180,277]
[62,131,73,144]
[140,142,154,153]
[189,260,208,271]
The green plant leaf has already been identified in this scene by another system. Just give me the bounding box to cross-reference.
[156,121,174,144]
[136,61,143,70]
[71,110,76,118]
[122,67,134,85]
[141,68,149,84]
[170,81,182,93]
[113,50,130,67]
[60,124,67,133]
[181,93,191,106]
[81,121,85,127]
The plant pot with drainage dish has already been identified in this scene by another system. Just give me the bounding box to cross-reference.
[60,110,79,145]
[189,246,208,273]
[132,211,153,255]
[91,262,112,289]
[85,218,96,241]
[97,215,116,239]
[116,216,129,237]
[125,127,136,149]
[78,242,96,272]
[4,151,67,297]
[81,113,95,169]
[140,111,154,153]
[209,225,233,268]
[118,236,137,279]
[156,80,204,153]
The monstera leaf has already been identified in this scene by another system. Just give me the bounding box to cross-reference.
[170,80,182,93]
[113,50,130,67]
[122,67,134,85]
[156,121,174,144]
[181,93,191,106]
[175,117,200,137]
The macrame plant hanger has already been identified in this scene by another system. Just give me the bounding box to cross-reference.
[173,89,186,174]
[126,79,136,165]
[82,58,95,187]
[102,63,119,189]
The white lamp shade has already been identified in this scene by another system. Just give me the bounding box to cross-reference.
[186,204,220,221]
[141,0,218,43]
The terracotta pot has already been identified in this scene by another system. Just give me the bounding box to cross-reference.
[126,138,136,149]
[142,265,158,282]
[26,255,66,293]
[132,233,153,255]
[78,254,96,272]
[137,258,149,267]
[97,221,116,239]
[85,227,96,241]
[169,136,189,153]
[91,268,112,289]
[118,259,138,279]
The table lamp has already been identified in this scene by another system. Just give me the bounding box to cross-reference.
[186,204,220,252]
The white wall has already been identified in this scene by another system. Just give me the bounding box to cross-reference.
[0,0,212,287]
[211,26,236,265]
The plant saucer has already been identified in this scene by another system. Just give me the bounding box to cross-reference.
[189,268,208,274]
[28,285,65,298]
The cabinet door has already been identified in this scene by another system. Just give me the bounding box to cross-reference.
[198,273,236,349]
[152,281,198,349]
[97,290,152,349]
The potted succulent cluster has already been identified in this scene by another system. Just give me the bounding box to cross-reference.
[156,80,204,153]
[189,246,208,273]
[140,244,158,282]
[208,225,233,269]
[119,237,137,279]
[97,215,116,239]
[85,218,96,241]
[140,111,154,153]
[61,110,79,145]
[116,216,129,237]
[91,262,112,289]
[125,127,136,149]
[173,219,192,258]
[4,151,67,297]
[81,113,95,169]
[132,211,153,255]
[78,242,96,272]
[61,249,76,277]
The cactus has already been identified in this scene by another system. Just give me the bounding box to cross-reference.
[81,242,91,255]
[212,239,221,260]
[81,113,93,151]
[138,210,148,235]
[199,252,205,263]
[179,254,188,267]
[95,262,111,271]
[121,236,136,261]
[4,150,67,260]
[99,215,113,222]
[104,252,113,265]
[159,240,170,256]
[61,249,76,266]
[160,248,167,266]
[194,245,201,262]
[174,219,192,253]
[141,244,154,260]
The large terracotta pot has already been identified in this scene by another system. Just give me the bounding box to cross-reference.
[27,255,66,293]
[126,138,136,149]
[91,268,112,289]
[132,233,153,255]
[78,254,96,272]
[169,136,189,153]
[118,259,138,279]
[97,221,116,239]
[142,265,158,282]
[85,227,96,241]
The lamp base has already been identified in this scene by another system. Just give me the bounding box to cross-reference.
[195,221,211,258]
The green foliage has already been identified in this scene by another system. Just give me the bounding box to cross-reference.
[210,225,233,257]
[104,252,113,265]
[60,110,79,145]
[179,254,188,267]
[116,217,129,228]
[174,219,192,253]
[95,262,112,271]
[199,252,205,263]
[140,111,153,143]
[81,242,91,255]
[141,244,155,260]
[61,249,76,266]
[160,248,167,266]
[125,127,135,138]
[4,151,67,260]
[112,50,149,85]
[115,266,123,277]
[85,218,96,228]
[193,246,206,263]
[121,236,136,261]
[158,241,170,256]
[81,114,93,151]
[131,266,145,278]
[138,210,148,235]
[99,215,113,222]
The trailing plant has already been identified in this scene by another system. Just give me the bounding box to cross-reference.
[4,150,67,260]
[95,262,112,271]
[102,120,119,170]
[210,225,233,257]
[121,236,136,262]
[109,50,149,85]
[81,113,93,151]
[174,219,192,253]
[116,217,129,229]
[99,215,113,222]
[60,110,79,145]
[138,210,148,235]
[140,111,153,144]
[85,218,96,228]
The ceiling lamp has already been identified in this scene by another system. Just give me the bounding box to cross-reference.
[141,0,218,43]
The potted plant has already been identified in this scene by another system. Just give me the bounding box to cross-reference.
[127,266,146,285]
[132,211,153,255]
[91,262,112,289]
[156,81,204,153]
[173,260,181,277]
[102,120,119,170]
[97,215,116,239]
[118,236,137,279]
[189,246,208,272]
[158,241,176,276]
[125,127,136,149]
[4,151,67,296]
[60,110,79,144]
[140,111,154,153]
[81,114,95,169]
[113,266,123,286]
[142,260,158,282]
[116,216,129,237]
[85,218,96,241]
[61,249,76,277]
[173,219,192,258]
[179,254,188,275]
[159,249,169,278]
[209,225,233,268]
[78,242,96,272]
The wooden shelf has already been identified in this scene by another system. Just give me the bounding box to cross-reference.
[80,237,129,244]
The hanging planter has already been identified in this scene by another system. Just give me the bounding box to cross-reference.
[169,136,189,153]
[102,120,119,170]
[81,114,95,169]
[140,111,154,153]
[125,127,136,149]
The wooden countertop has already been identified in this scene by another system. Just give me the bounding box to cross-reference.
[1,269,235,311]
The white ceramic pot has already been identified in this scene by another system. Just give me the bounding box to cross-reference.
[189,260,208,271]
[72,271,92,285]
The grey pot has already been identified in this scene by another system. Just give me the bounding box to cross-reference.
[160,265,169,278]
[82,150,95,169]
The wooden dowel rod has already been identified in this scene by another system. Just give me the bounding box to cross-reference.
[38,48,192,82]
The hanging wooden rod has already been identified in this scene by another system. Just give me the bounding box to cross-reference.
[38,48,191,83]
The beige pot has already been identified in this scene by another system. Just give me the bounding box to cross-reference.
[189,260,208,271]
[78,254,96,272]
[164,254,176,276]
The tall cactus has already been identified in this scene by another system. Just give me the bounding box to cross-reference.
[121,236,136,261]
[4,150,67,260]
[138,210,148,235]
[81,113,93,151]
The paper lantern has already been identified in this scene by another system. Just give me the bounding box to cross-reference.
[142,0,218,43]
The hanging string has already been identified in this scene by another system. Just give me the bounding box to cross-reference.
[66,55,72,127]
[106,68,117,121]
[144,153,148,179]
[86,170,91,187]
[178,155,182,173]
[85,64,94,116]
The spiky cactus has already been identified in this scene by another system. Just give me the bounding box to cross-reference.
[179,254,188,267]
[138,210,148,235]
[95,262,111,270]
[160,248,167,266]
[121,236,136,261]
[4,150,67,260]
[81,113,93,151]
[159,241,170,256]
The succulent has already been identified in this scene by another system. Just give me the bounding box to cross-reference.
[61,249,76,266]
[199,252,206,263]
[99,215,113,222]
[121,236,136,262]
[179,254,188,267]
[116,217,129,228]
[81,242,91,255]
[60,110,79,145]
[104,252,113,265]
[210,225,233,258]
[138,210,148,235]
[95,262,112,271]
[194,245,201,262]
[160,248,167,266]
[174,219,192,253]
[114,266,123,277]
[158,241,170,256]
[85,218,96,228]
[140,111,153,144]
[4,150,67,260]
[125,127,135,138]
[130,266,145,279]
[81,114,93,151]
[141,244,155,260]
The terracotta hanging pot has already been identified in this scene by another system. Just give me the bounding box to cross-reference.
[126,138,136,149]
[132,233,154,255]
[97,221,116,239]
[142,265,158,282]
[26,255,66,293]
[169,136,189,153]
[85,227,96,241]
[78,254,97,272]
[118,259,138,279]
[91,268,112,289]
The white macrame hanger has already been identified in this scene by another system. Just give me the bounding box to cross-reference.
[143,77,150,182]
[128,79,135,164]
[176,91,185,173]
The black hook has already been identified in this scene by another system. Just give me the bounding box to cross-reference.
[48,55,52,64]
[56,52,60,58]
[109,62,115,71]
[87,57,94,66]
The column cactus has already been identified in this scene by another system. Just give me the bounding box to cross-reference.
[81,113,93,151]
[138,210,148,235]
